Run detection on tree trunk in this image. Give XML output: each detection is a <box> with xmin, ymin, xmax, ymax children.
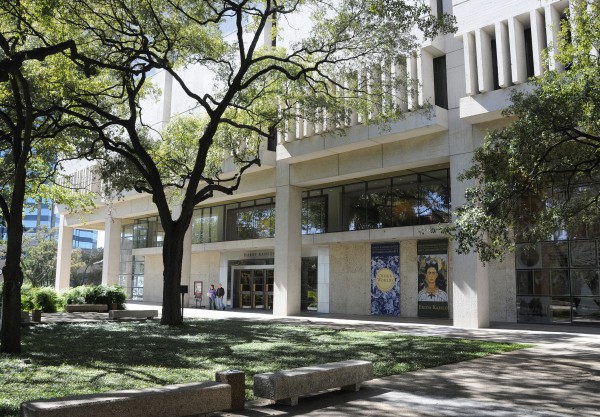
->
<box><xmin>0</xmin><ymin>200</ymin><xmax>25</xmax><ymax>354</ymax></box>
<box><xmin>160</xmin><ymin>218</ymin><xmax>189</xmax><ymax>325</ymax></box>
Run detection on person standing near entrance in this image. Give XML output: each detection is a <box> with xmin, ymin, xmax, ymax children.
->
<box><xmin>216</xmin><ymin>283</ymin><xmax>225</xmax><ymax>310</ymax></box>
<box><xmin>207</xmin><ymin>284</ymin><xmax>217</xmax><ymax>310</ymax></box>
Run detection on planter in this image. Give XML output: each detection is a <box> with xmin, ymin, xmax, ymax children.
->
<box><xmin>31</xmin><ymin>309</ymin><xmax>42</xmax><ymax>322</ymax></box>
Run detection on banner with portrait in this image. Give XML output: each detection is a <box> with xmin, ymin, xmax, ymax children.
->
<box><xmin>371</xmin><ymin>242</ymin><xmax>400</xmax><ymax>315</ymax></box>
<box><xmin>417</xmin><ymin>240</ymin><xmax>449</xmax><ymax>318</ymax></box>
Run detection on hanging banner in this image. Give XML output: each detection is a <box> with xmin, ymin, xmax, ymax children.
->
<box><xmin>417</xmin><ymin>240</ymin><xmax>449</xmax><ymax>318</ymax></box>
<box><xmin>371</xmin><ymin>242</ymin><xmax>400</xmax><ymax>316</ymax></box>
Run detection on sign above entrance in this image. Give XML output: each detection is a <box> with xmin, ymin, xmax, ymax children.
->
<box><xmin>243</xmin><ymin>251</ymin><xmax>275</xmax><ymax>259</ymax></box>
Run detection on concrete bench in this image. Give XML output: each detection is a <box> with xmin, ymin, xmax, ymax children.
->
<box><xmin>65</xmin><ymin>304</ymin><xmax>108</xmax><ymax>313</ymax></box>
<box><xmin>21</xmin><ymin>381</ymin><xmax>231</xmax><ymax>417</ymax></box>
<box><xmin>253</xmin><ymin>359</ymin><xmax>373</xmax><ymax>406</ymax></box>
<box><xmin>108</xmin><ymin>309</ymin><xmax>158</xmax><ymax>320</ymax></box>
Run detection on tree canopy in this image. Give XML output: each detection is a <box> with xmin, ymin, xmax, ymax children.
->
<box><xmin>446</xmin><ymin>0</ymin><xmax>600</xmax><ymax>263</ymax></box>
<box><xmin>0</xmin><ymin>0</ymin><xmax>96</xmax><ymax>353</ymax></box>
<box><xmin>5</xmin><ymin>0</ymin><xmax>454</xmax><ymax>326</ymax></box>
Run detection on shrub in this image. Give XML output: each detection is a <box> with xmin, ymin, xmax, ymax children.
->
<box><xmin>84</xmin><ymin>285</ymin><xmax>110</xmax><ymax>305</ymax></box>
<box><xmin>61</xmin><ymin>285</ymin><xmax>127</xmax><ymax>309</ymax></box>
<box><xmin>33</xmin><ymin>287</ymin><xmax>60</xmax><ymax>313</ymax></box>
<box><xmin>21</xmin><ymin>285</ymin><xmax>35</xmax><ymax>311</ymax></box>
<box><xmin>61</xmin><ymin>286</ymin><xmax>87</xmax><ymax>305</ymax></box>
<box><xmin>105</xmin><ymin>285</ymin><xmax>127</xmax><ymax>310</ymax></box>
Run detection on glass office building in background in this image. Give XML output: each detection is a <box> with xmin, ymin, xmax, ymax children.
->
<box><xmin>0</xmin><ymin>199</ymin><xmax>97</xmax><ymax>250</ymax></box>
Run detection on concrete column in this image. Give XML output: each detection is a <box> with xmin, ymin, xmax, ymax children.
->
<box><xmin>304</xmin><ymin>101</ymin><xmax>315</xmax><ymax>137</ymax></box>
<box><xmin>286</xmin><ymin>105</ymin><xmax>296</xmax><ymax>142</ymax></box>
<box><xmin>463</xmin><ymin>32</ymin><xmax>478</xmax><ymax>96</ymax></box>
<box><xmin>450</xmin><ymin>152</ymin><xmax>490</xmax><ymax>328</ymax></box>
<box><xmin>545</xmin><ymin>4</ymin><xmax>564</xmax><ymax>72</ymax></box>
<box><xmin>418</xmin><ymin>50</ymin><xmax>434</xmax><ymax>106</ymax></box>
<box><xmin>475</xmin><ymin>29</ymin><xmax>493</xmax><ymax>93</ymax></box>
<box><xmin>395</xmin><ymin>57</ymin><xmax>409</xmax><ymax>112</ymax></box>
<box><xmin>273</xmin><ymin>163</ymin><xmax>302</xmax><ymax>316</ymax></box>
<box><xmin>407</xmin><ymin>52</ymin><xmax>419</xmax><ymax>110</ymax></box>
<box><xmin>317</xmin><ymin>246</ymin><xmax>330</xmax><ymax>313</ymax></box>
<box><xmin>220</xmin><ymin>258</ymin><xmax>230</xmax><ymax>308</ymax></box>
<box><xmin>382</xmin><ymin>59</ymin><xmax>393</xmax><ymax>114</ymax></box>
<box><xmin>370</xmin><ymin>64</ymin><xmax>382</xmax><ymax>119</ymax></box>
<box><xmin>451</xmin><ymin>249</ymin><xmax>489</xmax><ymax>328</ymax></box>
<box><xmin>161</xmin><ymin>72</ymin><xmax>173</xmax><ymax>130</ymax></box>
<box><xmin>495</xmin><ymin>21</ymin><xmax>512</xmax><ymax>88</ymax></box>
<box><xmin>531</xmin><ymin>8</ymin><xmax>547</xmax><ymax>76</ymax></box>
<box><xmin>348</xmin><ymin>71</ymin><xmax>360</xmax><ymax>126</ymax></box>
<box><xmin>509</xmin><ymin>17</ymin><xmax>528</xmax><ymax>84</ymax></box>
<box><xmin>359</xmin><ymin>69</ymin><xmax>369</xmax><ymax>122</ymax></box>
<box><xmin>101</xmin><ymin>217</ymin><xmax>122</xmax><ymax>286</ymax></box>
<box><xmin>55</xmin><ymin>214</ymin><xmax>73</xmax><ymax>291</ymax></box>
<box><xmin>400</xmin><ymin>240</ymin><xmax>418</xmax><ymax>318</ymax></box>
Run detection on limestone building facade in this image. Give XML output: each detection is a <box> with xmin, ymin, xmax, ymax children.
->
<box><xmin>56</xmin><ymin>0</ymin><xmax>597</xmax><ymax>328</ymax></box>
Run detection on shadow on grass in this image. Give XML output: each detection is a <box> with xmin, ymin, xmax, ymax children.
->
<box><xmin>0</xmin><ymin>319</ymin><xmax>527</xmax><ymax>417</ymax></box>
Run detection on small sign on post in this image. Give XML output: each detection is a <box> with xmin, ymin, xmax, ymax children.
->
<box><xmin>179</xmin><ymin>285</ymin><xmax>189</xmax><ymax>318</ymax></box>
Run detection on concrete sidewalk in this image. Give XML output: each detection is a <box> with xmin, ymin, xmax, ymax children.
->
<box><xmin>43</xmin><ymin>304</ymin><xmax>600</xmax><ymax>416</ymax></box>
<box><xmin>124</xmin><ymin>303</ymin><xmax>600</xmax><ymax>417</ymax></box>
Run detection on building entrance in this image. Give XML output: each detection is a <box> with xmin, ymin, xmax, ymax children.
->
<box><xmin>232</xmin><ymin>267</ymin><xmax>274</xmax><ymax>309</ymax></box>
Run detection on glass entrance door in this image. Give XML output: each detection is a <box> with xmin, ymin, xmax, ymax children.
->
<box><xmin>234</xmin><ymin>267</ymin><xmax>274</xmax><ymax>310</ymax></box>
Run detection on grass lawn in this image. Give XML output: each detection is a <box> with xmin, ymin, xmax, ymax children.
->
<box><xmin>0</xmin><ymin>319</ymin><xmax>528</xmax><ymax>416</ymax></box>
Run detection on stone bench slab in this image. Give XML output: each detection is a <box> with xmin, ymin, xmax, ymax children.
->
<box><xmin>253</xmin><ymin>359</ymin><xmax>373</xmax><ymax>405</ymax></box>
<box><xmin>108</xmin><ymin>309</ymin><xmax>158</xmax><ymax>320</ymax></box>
<box><xmin>65</xmin><ymin>304</ymin><xmax>108</xmax><ymax>313</ymax></box>
<box><xmin>21</xmin><ymin>381</ymin><xmax>231</xmax><ymax>417</ymax></box>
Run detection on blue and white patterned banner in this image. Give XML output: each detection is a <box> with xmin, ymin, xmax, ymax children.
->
<box><xmin>371</xmin><ymin>242</ymin><xmax>400</xmax><ymax>316</ymax></box>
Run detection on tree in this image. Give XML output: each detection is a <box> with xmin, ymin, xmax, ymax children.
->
<box><xmin>21</xmin><ymin>226</ymin><xmax>58</xmax><ymax>287</ymax></box>
<box><xmin>25</xmin><ymin>0</ymin><xmax>453</xmax><ymax>325</ymax></box>
<box><xmin>0</xmin><ymin>2</ymin><xmax>94</xmax><ymax>353</ymax></box>
<box><xmin>70</xmin><ymin>247</ymin><xmax>104</xmax><ymax>286</ymax></box>
<box><xmin>445</xmin><ymin>0</ymin><xmax>600</xmax><ymax>263</ymax></box>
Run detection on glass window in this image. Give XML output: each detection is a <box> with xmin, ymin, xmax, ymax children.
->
<box><xmin>323</xmin><ymin>187</ymin><xmax>343</xmax><ymax>233</ymax></box>
<box><xmin>302</xmin><ymin>194</ymin><xmax>327</xmax><ymax>234</ymax></box>
<box><xmin>571</xmin><ymin>270</ymin><xmax>600</xmax><ymax>297</ymax></box>
<box><xmin>572</xmin><ymin>297</ymin><xmax>600</xmax><ymax>321</ymax></box>
<box><xmin>367</xmin><ymin>179</ymin><xmax>392</xmax><ymax>229</ymax></box>
<box><xmin>224</xmin><ymin>199</ymin><xmax>275</xmax><ymax>241</ymax></box>
<box><xmin>392</xmin><ymin>174</ymin><xmax>419</xmax><ymax>227</ymax></box>
<box><xmin>550</xmin><ymin>297</ymin><xmax>573</xmax><ymax>323</ymax></box>
<box><xmin>301</xmin><ymin>257</ymin><xmax>318</xmax><ymax>311</ymax></box>
<box><xmin>433</xmin><ymin>55</ymin><xmax>448</xmax><ymax>108</ymax></box>
<box><xmin>550</xmin><ymin>270</ymin><xmax>570</xmax><ymax>296</ymax></box>
<box><xmin>342</xmin><ymin>183</ymin><xmax>368</xmax><ymax>231</ymax></box>
<box><xmin>541</xmin><ymin>242</ymin><xmax>569</xmax><ymax>268</ymax></box>
<box><xmin>419</xmin><ymin>169</ymin><xmax>450</xmax><ymax>224</ymax></box>
<box><xmin>133</xmin><ymin>219</ymin><xmax>149</xmax><ymax>249</ymax></box>
<box><xmin>516</xmin><ymin>270</ymin><xmax>537</xmax><ymax>295</ymax></box>
<box><xmin>569</xmin><ymin>240</ymin><xmax>597</xmax><ymax>268</ymax></box>
<box><xmin>517</xmin><ymin>295</ymin><xmax>552</xmax><ymax>323</ymax></box>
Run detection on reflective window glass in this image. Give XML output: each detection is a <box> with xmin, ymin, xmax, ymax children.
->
<box><xmin>550</xmin><ymin>270</ymin><xmax>570</xmax><ymax>296</ymax></box>
<box><xmin>392</xmin><ymin>174</ymin><xmax>419</xmax><ymax>227</ymax></box>
<box><xmin>367</xmin><ymin>179</ymin><xmax>392</xmax><ymax>229</ymax></box>
<box><xmin>571</xmin><ymin>270</ymin><xmax>600</xmax><ymax>297</ymax></box>
<box><xmin>302</xmin><ymin>195</ymin><xmax>327</xmax><ymax>234</ymax></box>
<box><xmin>342</xmin><ymin>183</ymin><xmax>367</xmax><ymax>231</ymax></box>
<box><xmin>418</xmin><ymin>169</ymin><xmax>450</xmax><ymax>224</ymax></box>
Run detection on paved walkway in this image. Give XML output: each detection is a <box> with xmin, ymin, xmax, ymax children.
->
<box><xmin>40</xmin><ymin>304</ymin><xmax>600</xmax><ymax>416</ymax></box>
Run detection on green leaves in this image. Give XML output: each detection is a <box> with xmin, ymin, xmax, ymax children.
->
<box><xmin>444</xmin><ymin>0</ymin><xmax>600</xmax><ymax>263</ymax></box>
